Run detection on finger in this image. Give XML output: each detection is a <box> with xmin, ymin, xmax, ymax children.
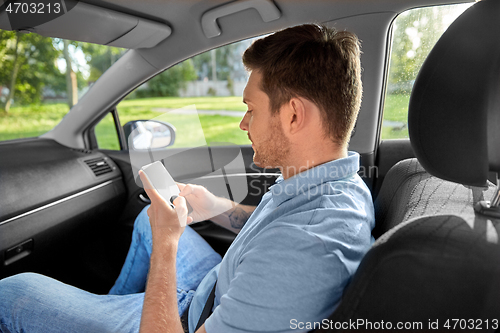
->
<box><xmin>176</xmin><ymin>182</ymin><xmax>186</xmax><ymax>191</ymax></box>
<box><xmin>179</xmin><ymin>183</ymin><xmax>193</xmax><ymax>196</ymax></box>
<box><xmin>139</xmin><ymin>171</ymin><xmax>167</xmax><ymax>206</ymax></box>
<box><xmin>172</xmin><ymin>195</ymin><xmax>188</xmax><ymax>213</ymax></box>
<box><xmin>186</xmin><ymin>216</ymin><xmax>194</xmax><ymax>225</ymax></box>
<box><xmin>173</xmin><ymin>196</ymin><xmax>188</xmax><ymax>227</ymax></box>
<box><xmin>172</xmin><ymin>194</ymin><xmax>193</xmax><ymax>214</ymax></box>
<box><xmin>139</xmin><ymin>170</ymin><xmax>154</xmax><ymax>190</ymax></box>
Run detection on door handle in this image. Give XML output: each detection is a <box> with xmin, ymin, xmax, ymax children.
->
<box><xmin>201</xmin><ymin>0</ymin><xmax>281</xmax><ymax>38</ymax></box>
<box><xmin>139</xmin><ymin>193</ymin><xmax>151</xmax><ymax>204</ymax></box>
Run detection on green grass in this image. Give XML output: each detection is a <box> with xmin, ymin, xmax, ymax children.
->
<box><xmin>0</xmin><ymin>103</ymin><xmax>69</xmax><ymax>141</ymax></box>
<box><xmin>120</xmin><ymin>96</ymin><xmax>247</xmax><ymax>112</ymax></box>
<box><xmin>0</xmin><ymin>94</ymin><xmax>411</xmax><ymax>146</ymax></box>
<box><xmin>381</xmin><ymin>93</ymin><xmax>410</xmax><ymax>140</ymax></box>
<box><xmin>383</xmin><ymin>93</ymin><xmax>410</xmax><ymax>123</ymax></box>
<box><xmin>0</xmin><ymin>97</ymin><xmax>250</xmax><ymax>149</ymax></box>
<box><xmin>97</xmin><ymin>108</ymin><xmax>249</xmax><ymax>150</ymax></box>
<box><xmin>380</xmin><ymin>126</ymin><xmax>409</xmax><ymax>140</ymax></box>
<box><xmin>116</xmin><ymin>97</ymin><xmax>249</xmax><ymax>149</ymax></box>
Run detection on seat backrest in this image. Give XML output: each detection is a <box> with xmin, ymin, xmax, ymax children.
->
<box><xmin>321</xmin><ymin>216</ymin><xmax>500</xmax><ymax>330</ymax></box>
<box><xmin>314</xmin><ymin>0</ymin><xmax>500</xmax><ymax>329</ymax></box>
<box><xmin>320</xmin><ymin>161</ymin><xmax>500</xmax><ymax>328</ymax></box>
<box><xmin>373</xmin><ymin>158</ymin><xmax>495</xmax><ymax>238</ymax></box>
<box><xmin>372</xmin><ymin>158</ymin><xmax>429</xmax><ymax>237</ymax></box>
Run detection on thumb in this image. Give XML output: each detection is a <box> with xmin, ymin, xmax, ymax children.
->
<box><xmin>172</xmin><ymin>195</ymin><xmax>189</xmax><ymax>227</ymax></box>
<box><xmin>179</xmin><ymin>183</ymin><xmax>194</xmax><ymax>196</ymax></box>
<box><xmin>139</xmin><ymin>170</ymin><xmax>166</xmax><ymax>206</ymax></box>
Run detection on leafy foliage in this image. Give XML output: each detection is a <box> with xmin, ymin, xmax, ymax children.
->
<box><xmin>0</xmin><ymin>31</ymin><xmax>63</xmax><ymax>108</ymax></box>
<box><xmin>383</xmin><ymin>3</ymin><xmax>473</xmax><ymax>139</ymax></box>
<box><xmin>134</xmin><ymin>60</ymin><xmax>197</xmax><ymax>98</ymax></box>
<box><xmin>77</xmin><ymin>43</ymin><xmax>125</xmax><ymax>82</ymax></box>
<box><xmin>191</xmin><ymin>44</ymin><xmax>239</xmax><ymax>81</ymax></box>
<box><xmin>388</xmin><ymin>5</ymin><xmax>471</xmax><ymax>93</ymax></box>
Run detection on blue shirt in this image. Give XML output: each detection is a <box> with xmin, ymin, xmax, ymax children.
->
<box><xmin>189</xmin><ymin>151</ymin><xmax>375</xmax><ymax>333</ymax></box>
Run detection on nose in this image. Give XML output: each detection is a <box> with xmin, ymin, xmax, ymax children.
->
<box><xmin>239</xmin><ymin>111</ymin><xmax>250</xmax><ymax>131</ymax></box>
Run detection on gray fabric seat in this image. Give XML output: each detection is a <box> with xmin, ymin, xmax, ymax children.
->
<box><xmin>314</xmin><ymin>0</ymin><xmax>500</xmax><ymax>330</ymax></box>
<box><xmin>373</xmin><ymin>158</ymin><xmax>497</xmax><ymax>238</ymax></box>
<box><xmin>318</xmin><ymin>158</ymin><xmax>500</xmax><ymax>330</ymax></box>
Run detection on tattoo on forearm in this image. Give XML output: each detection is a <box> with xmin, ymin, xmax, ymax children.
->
<box><xmin>228</xmin><ymin>207</ymin><xmax>250</xmax><ymax>229</ymax></box>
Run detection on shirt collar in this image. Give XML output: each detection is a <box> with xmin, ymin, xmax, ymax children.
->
<box><xmin>269</xmin><ymin>151</ymin><xmax>360</xmax><ymax>206</ymax></box>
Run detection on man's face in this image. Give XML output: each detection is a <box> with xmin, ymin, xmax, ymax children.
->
<box><xmin>240</xmin><ymin>71</ymin><xmax>290</xmax><ymax>169</ymax></box>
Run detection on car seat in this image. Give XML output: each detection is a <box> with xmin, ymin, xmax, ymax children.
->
<box><xmin>315</xmin><ymin>0</ymin><xmax>500</xmax><ymax>330</ymax></box>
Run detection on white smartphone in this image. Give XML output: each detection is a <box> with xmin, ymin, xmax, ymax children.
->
<box><xmin>141</xmin><ymin>161</ymin><xmax>180</xmax><ymax>207</ymax></box>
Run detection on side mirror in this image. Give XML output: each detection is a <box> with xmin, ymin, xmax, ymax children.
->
<box><xmin>123</xmin><ymin>120</ymin><xmax>176</xmax><ymax>150</ymax></box>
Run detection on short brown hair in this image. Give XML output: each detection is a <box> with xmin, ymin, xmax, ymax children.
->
<box><xmin>242</xmin><ymin>24</ymin><xmax>362</xmax><ymax>146</ymax></box>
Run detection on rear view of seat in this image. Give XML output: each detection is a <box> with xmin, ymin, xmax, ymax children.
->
<box><xmin>315</xmin><ymin>0</ymin><xmax>500</xmax><ymax>330</ymax></box>
<box><xmin>373</xmin><ymin>158</ymin><xmax>497</xmax><ymax>238</ymax></box>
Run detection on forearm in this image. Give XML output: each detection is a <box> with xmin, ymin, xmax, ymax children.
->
<box><xmin>139</xmin><ymin>242</ymin><xmax>183</xmax><ymax>333</ymax></box>
<box><xmin>210</xmin><ymin>197</ymin><xmax>256</xmax><ymax>234</ymax></box>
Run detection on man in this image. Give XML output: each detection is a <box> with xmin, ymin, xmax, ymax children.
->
<box><xmin>0</xmin><ymin>24</ymin><xmax>374</xmax><ymax>333</ymax></box>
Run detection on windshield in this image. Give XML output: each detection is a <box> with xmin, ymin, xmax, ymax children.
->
<box><xmin>0</xmin><ymin>31</ymin><xmax>125</xmax><ymax>141</ymax></box>
<box><xmin>0</xmin><ymin>30</ymin><xmax>260</xmax><ymax>145</ymax></box>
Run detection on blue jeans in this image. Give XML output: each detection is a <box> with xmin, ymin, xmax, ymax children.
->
<box><xmin>0</xmin><ymin>206</ymin><xmax>222</xmax><ymax>333</ymax></box>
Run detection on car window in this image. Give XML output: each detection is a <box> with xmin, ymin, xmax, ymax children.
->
<box><xmin>381</xmin><ymin>3</ymin><xmax>473</xmax><ymax>140</ymax></box>
<box><xmin>0</xmin><ymin>31</ymin><xmax>124</xmax><ymax>142</ymax></box>
<box><xmin>104</xmin><ymin>38</ymin><xmax>258</xmax><ymax>150</ymax></box>
<box><xmin>95</xmin><ymin>112</ymin><xmax>120</xmax><ymax>150</ymax></box>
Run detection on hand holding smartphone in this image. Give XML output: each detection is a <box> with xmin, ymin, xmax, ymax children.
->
<box><xmin>141</xmin><ymin>161</ymin><xmax>192</xmax><ymax>213</ymax></box>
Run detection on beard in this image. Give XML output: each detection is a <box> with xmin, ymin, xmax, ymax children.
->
<box><xmin>252</xmin><ymin>116</ymin><xmax>290</xmax><ymax>170</ymax></box>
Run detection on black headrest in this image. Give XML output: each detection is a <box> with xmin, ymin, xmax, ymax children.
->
<box><xmin>408</xmin><ymin>0</ymin><xmax>500</xmax><ymax>187</ymax></box>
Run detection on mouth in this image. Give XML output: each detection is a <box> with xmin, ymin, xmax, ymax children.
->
<box><xmin>248</xmin><ymin>136</ymin><xmax>255</xmax><ymax>149</ymax></box>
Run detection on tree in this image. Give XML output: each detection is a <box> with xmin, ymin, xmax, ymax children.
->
<box><xmin>78</xmin><ymin>43</ymin><xmax>125</xmax><ymax>83</ymax></box>
<box><xmin>136</xmin><ymin>59</ymin><xmax>197</xmax><ymax>97</ymax></box>
<box><xmin>0</xmin><ymin>31</ymin><xmax>62</xmax><ymax>112</ymax></box>
<box><xmin>63</xmin><ymin>39</ymin><xmax>78</xmax><ymax>107</ymax></box>
<box><xmin>388</xmin><ymin>5</ymin><xmax>470</xmax><ymax>93</ymax></box>
<box><xmin>3</xmin><ymin>32</ymin><xmax>21</xmax><ymax>112</ymax></box>
<box><xmin>191</xmin><ymin>43</ymin><xmax>240</xmax><ymax>81</ymax></box>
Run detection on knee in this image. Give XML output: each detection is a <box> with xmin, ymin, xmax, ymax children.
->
<box><xmin>0</xmin><ymin>272</ymin><xmax>41</xmax><ymax>298</ymax></box>
<box><xmin>0</xmin><ymin>274</ymin><xmax>31</xmax><ymax>333</ymax></box>
<box><xmin>0</xmin><ymin>273</ymin><xmax>41</xmax><ymax>316</ymax></box>
<box><xmin>0</xmin><ymin>273</ymin><xmax>77</xmax><ymax>332</ymax></box>
<box><xmin>0</xmin><ymin>272</ymin><xmax>36</xmax><ymax>295</ymax></box>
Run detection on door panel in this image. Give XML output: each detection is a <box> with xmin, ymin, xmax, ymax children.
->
<box><xmin>0</xmin><ymin>139</ymin><xmax>127</xmax><ymax>293</ymax></box>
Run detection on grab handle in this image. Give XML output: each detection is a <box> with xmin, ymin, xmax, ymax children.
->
<box><xmin>201</xmin><ymin>0</ymin><xmax>281</xmax><ymax>38</ymax></box>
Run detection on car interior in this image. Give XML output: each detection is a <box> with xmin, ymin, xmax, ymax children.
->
<box><xmin>0</xmin><ymin>0</ymin><xmax>499</xmax><ymax>329</ymax></box>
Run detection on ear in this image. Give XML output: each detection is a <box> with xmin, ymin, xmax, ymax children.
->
<box><xmin>284</xmin><ymin>97</ymin><xmax>307</xmax><ymax>135</ymax></box>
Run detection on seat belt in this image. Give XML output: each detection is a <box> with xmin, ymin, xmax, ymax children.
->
<box><xmin>195</xmin><ymin>282</ymin><xmax>217</xmax><ymax>330</ymax></box>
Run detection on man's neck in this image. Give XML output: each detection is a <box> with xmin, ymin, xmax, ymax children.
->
<box><xmin>279</xmin><ymin>148</ymin><xmax>348</xmax><ymax>179</ymax></box>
